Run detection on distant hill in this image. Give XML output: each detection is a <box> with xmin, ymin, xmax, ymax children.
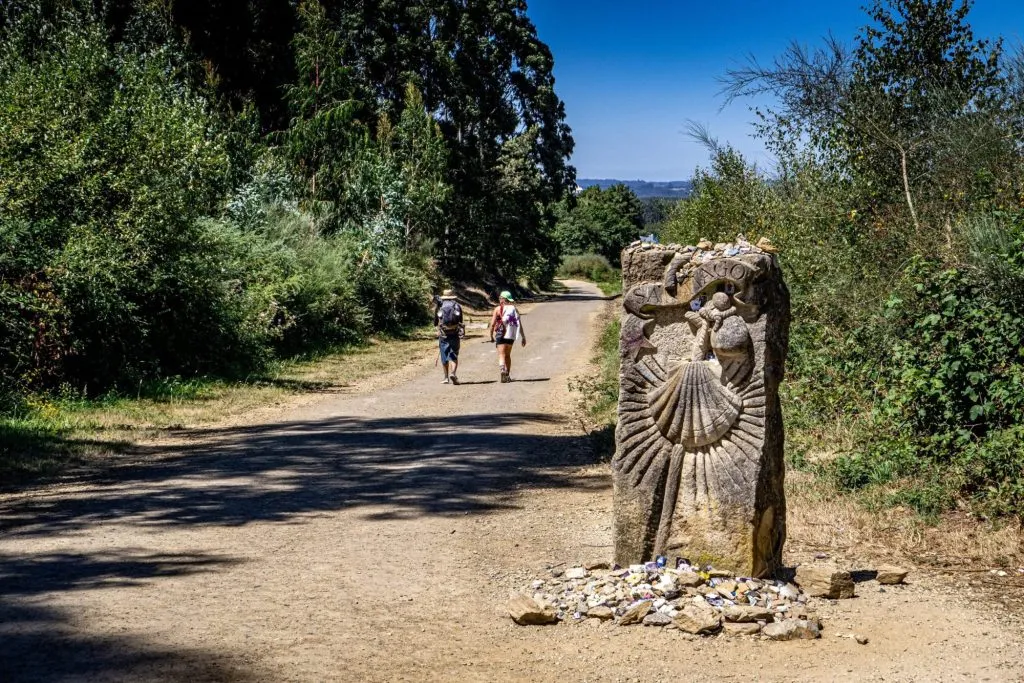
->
<box><xmin>577</xmin><ymin>178</ymin><xmax>692</xmax><ymax>199</ymax></box>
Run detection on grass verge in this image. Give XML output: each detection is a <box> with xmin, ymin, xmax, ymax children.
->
<box><xmin>1</xmin><ymin>327</ymin><xmax>437</xmax><ymax>486</ymax></box>
<box><xmin>592</xmin><ymin>278</ymin><xmax>622</xmax><ymax>296</ymax></box>
<box><xmin>568</xmin><ymin>300</ymin><xmax>620</xmax><ymax>460</ymax></box>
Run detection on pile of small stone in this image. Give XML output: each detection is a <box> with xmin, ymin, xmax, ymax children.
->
<box><xmin>626</xmin><ymin>234</ymin><xmax>779</xmax><ymax>264</ymax></box>
<box><xmin>507</xmin><ymin>558</ymin><xmax>823</xmax><ymax>640</ymax></box>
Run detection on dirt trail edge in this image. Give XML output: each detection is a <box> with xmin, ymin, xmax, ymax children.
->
<box><xmin>1</xmin><ymin>281</ymin><xmax>1021</xmax><ymax>683</ymax></box>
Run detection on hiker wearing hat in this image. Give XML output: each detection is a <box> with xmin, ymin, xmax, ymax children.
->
<box><xmin>488</xmin><ymin>290</ymin><xmax>526</xmax><ymax>383</ymax></box>
<box><xmin>436</xmin><ymin>289</ymin><xmax>464</xmax><ymax>384</ymax></box>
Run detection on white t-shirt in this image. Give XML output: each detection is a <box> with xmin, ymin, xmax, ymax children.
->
<box><xmin>498</xmin><ymin>305</ymin><xmax>520</xmax><ymax>340</ymax></box>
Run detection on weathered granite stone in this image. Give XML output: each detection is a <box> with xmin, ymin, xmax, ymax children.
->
<box><xmin>507</xmin><ymin>594</ymin><xmax>558</xmax><ymax>625</ymax></box>
<box><xmin>674</xmin><ymin>571</ymin><xmax>704</xmax><ymax>587</ymax></box>
<box><xmin>762</xmin><ymin>619</ymin><xmax>821</xmax><ymax>640</ymax></box>
<box><xmin>723</xmin><ymin>622</ymin><xmax>762</xmax><ymax>636</ymax></box>
<box><xmin>613</xmin><ymin>238</ymin><xmax>790</xmax><ymax>577</ymax></box>
<box><xmin>673</xmin><ymin>603</ymin><xmax>722</xmax><ymax>634</ymax></box>
<box><xmin>642</xmin><ymin>612</ymin><xmax>674</xmax><ymax>626</ymax></box>
<box><xmin>618</xmin><ymin>600</ymin><xmax>652</xmax><ymax>625</ymax></box>
<box><xmin>875</xmin><ymin>566</ymin><xmax>909</xmax><ymax>585</ymax></box>
<box><xmin>564</xmin><ymin>566</ymin><xmax>587</xmax><ymax>579</ymax></box>
<box><xmin>795</xmin><ymin>563</ymin><xmax>855</xmax><ymax>599</ymax></box>
<box><xmin>723</xmin><ymin>605</ymin><xmax>774</xmax><ymax>623</ymax></box>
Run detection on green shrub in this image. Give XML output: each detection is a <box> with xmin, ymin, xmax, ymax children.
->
<box><xmin>0</xmin><ymin>9</ymin><xmax>240</xmax><ymax>391</ymax></box>
<box><xmin>557</xmin><ymin>253</ymin><xmax>618</xmax><ymax>283</ymax></box>
<box><xmin>877</xmin><ymin>263</ymin><xmax>1024</xmax><ymax>441</ymax></box>
<box><xmin>554</xmin><ymin>184</ymin><xmax>644</xmax><ymax>266</ymax></box>
<box><xmin>657</xmin><ymin>144</ymin><xmax>781</xmax><ymax>247</ymax></box>
<box><xmin>822</xmin><ymin>215</ymin><xmax>1024</xmax><ymax>517</ymax></box>
<box><xmin>208</xmin><ymin>197</ymin><xmax>430</xmax><ymax>357</ymax></box>
<box><xmin>353</xmin><ymin>251</ymin><xmax>432</xmax><ymax>334</ymax></box>
<box><xmin>0</xmin><ymin>8</ymin><xmax>431</xmax><ymax>398</ymax></box>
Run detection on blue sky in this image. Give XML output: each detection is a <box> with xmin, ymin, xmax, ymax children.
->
<box><xmin>527</xmin><ymin>1</ymin><xmax>1024</xmax><ymax>181</ymax></box>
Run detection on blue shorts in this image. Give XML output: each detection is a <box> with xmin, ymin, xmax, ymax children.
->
<box><xmin>439</xmin><ymin>335</ymin><xmax>460</xmax><ymax>363</ymax></box>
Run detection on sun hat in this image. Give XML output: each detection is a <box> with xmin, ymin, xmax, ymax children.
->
<box><xmin>440</xmin><ymin>289</ymin><xmax>457</xmax><ymax>300</ymax></box>
<box><xmin>499</xmin><ymin>290</ymin><xmax>515</xmax><ymax>302</ymax></box>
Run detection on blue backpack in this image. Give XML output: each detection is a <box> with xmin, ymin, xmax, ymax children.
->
<box><xmin>439</xmin><ymin>300</ymin><xmax>462</xmax><ymax>334</ymax></box>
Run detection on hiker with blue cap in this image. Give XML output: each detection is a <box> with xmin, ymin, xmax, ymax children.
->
<box><xmin>488</xmin><ymin>290</ymin><xmax>526</xmax><ymax>383</ymax></box>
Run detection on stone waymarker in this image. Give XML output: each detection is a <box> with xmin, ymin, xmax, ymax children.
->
<box><xmin>613</xmin><ymin>237</ymin><xmax>790</xmax><ymax>577</ymax></box>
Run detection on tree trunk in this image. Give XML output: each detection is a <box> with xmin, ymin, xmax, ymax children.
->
<box><xmin>898</xmin><ymin>146</ymin><xmax>921</xmax><ymax>235</ymax></box>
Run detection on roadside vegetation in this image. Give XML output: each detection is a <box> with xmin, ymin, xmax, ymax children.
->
<box><xmin>0</xmin><ymin>0</ymin><xmax>574</xmax><ymax>479</ymax></box>
<box><xmin>640</xmin><ymin>0</ymin><xmax>1023</xmax><ymax>523</ymax></box>
<box><xmin>552</xmin><ymin>181</ymin><xmax>653</xmax><ymax>295</ymax></box>
<box><xmin>571</xmin><ymin>0</ymin><xmax>1024</xmax><ymax>533</ymax></box>
<box><xmin>556</xmin><ymin>254</ymin><xmax>622</xmax><ymax>296</ymax></box>
<box><xmin>569</xmin><ymin>303</ymin><xmax>620</xmax><ymax>461</ymax></box>
<box><xmin>0</xmin><ymin>328</ymin><xmax>437</xmax><ymax>483</ymax></box>
<box><xmin>6</xmin><ymin>0</ymin><xmax>1021</xmax><ymax>537</ymax></box>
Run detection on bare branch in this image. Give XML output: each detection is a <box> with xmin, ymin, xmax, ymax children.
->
<box><xmin>682</xmin><ymin>120</ymin><xmax>721</xmax><ymax>155</ymax></box>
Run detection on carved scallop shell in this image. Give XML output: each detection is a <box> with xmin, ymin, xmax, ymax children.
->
<box><xmin>648</xmin><ymin>360</ymin><xmax>742</xmax><ymax>448</ymax></box>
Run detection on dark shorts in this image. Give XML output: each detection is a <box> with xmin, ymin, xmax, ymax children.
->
<box><xmin>495</xmin><ymin>338</ymin><xmax>515</xmax><ymax>347</ymax></box>
<box><xmin>439</xmin><ymin>335</ymin><xmax>460</xmax><ymax>363</ymax></box>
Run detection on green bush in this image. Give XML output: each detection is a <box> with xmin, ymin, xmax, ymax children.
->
<box><xmin>658</xmin><ymin>144</ymin><xmax>781</xmax><ymax>247</ymax></box>
<box><xmin>356</xmin><ymin>253</ymin><xmax>432</xmax><ymax>334</ymax></box>
<box><xmin>822</xmin><ymin>215</ymin><xmax>1024</xmax><ymax>517</ymax></box>
<box><xmin>0</xmin><ymin>7</ymin><xmax>433</xmax><ymax>404</ymax></box>
<box><xmin>207</xmin><ymin>194</ymin><xmax>432</xmax><ymax>358</ymax></box>
<box><xmin>0</xmin><ymin>9</ymin><xmax>240</xmax><ymax>391</ymax></box>
<box><xmin>557</xmin><ymin>253</ymin><xmax>618</xmax><ymax>283</ymax></box>
<box><xmin>554</xmin><ymin>184</ymin><xmax>643</xmax><ymax>267</ymax></box>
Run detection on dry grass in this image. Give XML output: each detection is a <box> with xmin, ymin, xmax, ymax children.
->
<box><xmin>1</xmin><ymin>329</ymin><xmax>441</xmax><ymax>481</ymax></box>
<box><xmin>82</xmin><ymin>330</ymin><xmax>439</xmax><ymax>437</ymax></box>
<box><xmin>786</xmin><ymin>469</ymin><xmax>1023</xmax><ymax>570</ymax></box>
<box><xmin>20</xmin><ymin>292</ymin><xmax>542</xmax><ymax>450</ymax></box>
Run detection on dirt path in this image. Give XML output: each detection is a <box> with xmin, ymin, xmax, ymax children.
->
<box><xmin>1</xmin><ymin>281</ymin><xmax>1022</xmax><ymax>682</ymax></box>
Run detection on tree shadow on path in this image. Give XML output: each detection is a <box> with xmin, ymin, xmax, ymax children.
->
<box><xmin>0</xmin><ymin>551</ymin><xmax>258</xmax><ymax>682</ymax></box>
<box><xmin>1</xmin><ymin>411</ymin><xmax>608</xmax><ymax>537</ymax></box>
<box><xmin>0</xmin><ymin>411</ymin><xmax>608</xmax><ymax>680</ymax></box>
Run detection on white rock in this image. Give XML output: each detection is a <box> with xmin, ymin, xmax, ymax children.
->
<box><xmin>762</xmin><ymin>619</ymin><xmax>820</xmax><ymax>641</ymax></box>
<box><xmin>564</xmin><ymin>567</ymin><xmax>587</xmax><ymax>580</ymax></box>
<box><xmin>779</xmin><ymin>583</ymin><xmax>800</xmax><ymax>601</ymax></box>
